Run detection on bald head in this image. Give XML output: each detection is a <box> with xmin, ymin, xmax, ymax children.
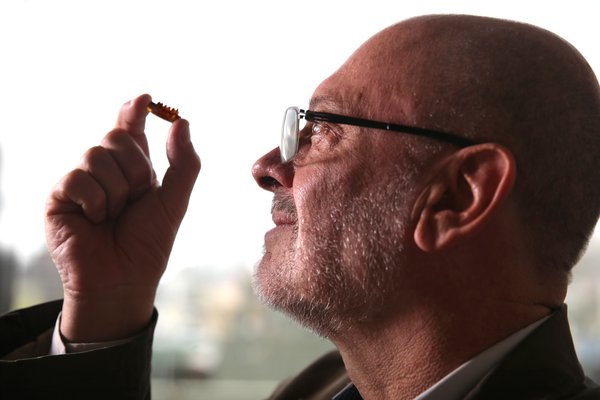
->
<box><xmin>331</xmin><ymin>15</ymin><xmax>600</xmax><ymax>272</ymax></box>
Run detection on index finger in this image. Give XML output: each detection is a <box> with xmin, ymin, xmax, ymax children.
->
<box><xmin>115</xmin><ymin>93</ymin><xmax>152</xmax><ymax>154</ymax></box>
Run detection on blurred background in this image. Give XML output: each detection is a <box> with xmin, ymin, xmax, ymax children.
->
<box><xmin>1</xmin><ymin>1</ymin><xmax>598</xmax><ymax>398</ymax></box>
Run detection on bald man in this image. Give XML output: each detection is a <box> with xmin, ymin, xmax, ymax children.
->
<box><xmin>252</xmin><ymin>14</ymin><xmax>600</xmax><ymax>399</ymax></box>
<box><xmin>2</xmin><ymin>14</ymin><xmax>599</xmax><ymax>400</ymax></box>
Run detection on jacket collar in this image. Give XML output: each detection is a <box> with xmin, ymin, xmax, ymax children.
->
<box><xmin>464</xmin><ymin>305</ymin><xmax>587</xmax><ymax>399</ymax></box>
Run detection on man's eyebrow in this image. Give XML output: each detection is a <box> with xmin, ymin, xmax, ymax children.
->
<box><xmin>308</xmin><ymin>96</ymin><xmax>344</xmax><ymax>112</ymax></box>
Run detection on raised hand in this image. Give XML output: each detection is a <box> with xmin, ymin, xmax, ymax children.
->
<box><xmin>45</xmin><ymin>94</ymin><xmax>201</xmax><ymax>342</ymax></box>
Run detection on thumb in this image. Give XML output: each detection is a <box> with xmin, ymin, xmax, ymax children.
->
<box><xmin>161</xmin><ymin>119</ymin><xmax>201</xmax><ymax>223</ymax></box>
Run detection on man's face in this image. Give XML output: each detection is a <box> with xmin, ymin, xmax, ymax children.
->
<box><xmin>251</xmin><ymin>58</ymin><xmax>442</xmax><ymax>336</ymax></box>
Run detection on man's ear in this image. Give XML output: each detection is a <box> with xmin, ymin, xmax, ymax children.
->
<box><xmin>413</xmin><ymin>144</ymin><xmax>516</xmax><ymax>252</ymax></box>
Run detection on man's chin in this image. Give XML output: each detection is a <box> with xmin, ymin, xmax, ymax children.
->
<box><xmin>264</xmin><ymin>223</ymin><xmax>296</xmax><ymax>248</ymax></box>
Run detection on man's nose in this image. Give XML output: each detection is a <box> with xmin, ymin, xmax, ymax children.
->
<box><xmin>251</xmin><ymin>147</ymin><xmax>294</xmax><ymax>191</ymax></box>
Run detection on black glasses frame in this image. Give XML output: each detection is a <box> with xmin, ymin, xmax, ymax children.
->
<box><xmin>301</xmin><ymin>109</ymin><xmax>476</xmax><ymax>148</ymax></box>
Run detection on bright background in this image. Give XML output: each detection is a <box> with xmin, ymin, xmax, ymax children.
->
<box><xmin>1</xmin><ymin>0</ymin><xmax>599</xmax><ymax>272</ymax></box>
<box><xmin>1</xmin><ymin>1</ymin><xmax>599</xmax><ymax>398</ymax></box>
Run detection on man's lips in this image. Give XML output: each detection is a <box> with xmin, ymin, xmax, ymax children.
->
<box><xmin>270</xmin><ymin>193</ymin><xmax>298</xmax><ymax>228</ymax></box>
<box><xmin>272</xmin><ymin>211</ymin><xmax>296</xmax><ymax>226</ymax></box>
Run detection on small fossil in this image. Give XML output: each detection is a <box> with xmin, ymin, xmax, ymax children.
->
<box><xmin>147</xmin><ymin>101</ymin><xmax>181</xmax><ymax>122</ymax></box>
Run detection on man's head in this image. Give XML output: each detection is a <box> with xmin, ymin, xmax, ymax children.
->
<box><xmin>252</xmin><ymin>15</ymin><xmax>600</xmax><ymax>337</ymax></box>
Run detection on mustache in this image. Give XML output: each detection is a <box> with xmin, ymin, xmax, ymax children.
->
<box><xmin>271</xmin><ymin>193</ymin><xmax>298</xmax><ymax>223</ymax></box>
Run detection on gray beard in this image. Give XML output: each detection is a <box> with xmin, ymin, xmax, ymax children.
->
<box><xmin>253</xmin><ymin>182</ymin><xmax>413</xmax><ymax>338</ymax></box>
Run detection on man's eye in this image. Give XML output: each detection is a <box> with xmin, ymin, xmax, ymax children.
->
<box><xmin>311</xmin><ymin>122</ymin><xmax>331</xmax><ymax>136</ymax></box>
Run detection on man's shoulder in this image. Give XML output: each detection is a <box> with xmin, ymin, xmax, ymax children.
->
<box><xmin>467</xmin><ymin>306</ymin><xmax>599</xmax><ymax>399</ymax></box>
<box><xmin>266</xmin><ymin>350</ymin><xmax>350</xmax><ymax>400</ymax></box>
<box><xmin>570</xmin><ymin>379</ymin><xmax>600</xmax><ymax>399</ymax></box>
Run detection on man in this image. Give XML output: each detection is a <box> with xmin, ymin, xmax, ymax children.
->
<box><xmin>1</xmin><ymin>14</ymin><xmax>599</xmax><ymax>399</ymax></box>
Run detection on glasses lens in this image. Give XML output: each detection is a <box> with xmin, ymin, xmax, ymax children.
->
<box><xmin>281</xmin><ymin>107</ymin><xmax>300</xmax><ymax>162</ymax></box>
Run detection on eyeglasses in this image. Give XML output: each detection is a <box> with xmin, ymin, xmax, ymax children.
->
<box><xmin>280</xmin><ymin>106</ymin><xmax>477</xmax><ymax>162</ymax></box>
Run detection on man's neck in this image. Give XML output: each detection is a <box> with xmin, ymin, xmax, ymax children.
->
<box><xmin>331</xmin><ymin>303</ymin><xmax>552</xmax><ymax>400</ymax></box>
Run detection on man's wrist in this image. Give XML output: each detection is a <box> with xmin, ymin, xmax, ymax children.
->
<box><xmin>60</xmin><ymin>288</ymin><xmax>156</xmax><ymax>342</ymax></box>
<box><xmin>50</xmin><ymin>310</ymin><xmax>148</xmax><ymax>355</ymax></box>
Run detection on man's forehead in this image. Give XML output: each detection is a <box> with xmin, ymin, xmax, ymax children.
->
<box><xmin>308</xmin><ymin>71</ymin><xmax>408</xmax><ymax>123</ymax></box>
<box><xmin>308</xmin><ymin>95</ymin><xmax>344</xmax><ymax>112</ymax></box>
<box><xmin>308</xmin><ymin>79</ymin><xmax>371</xmax><ymax>115</ymax></box>
<box><xmin>306</xmin><ymin>38</ymin><xmax>417</xmax><ymax>119</ymax></box>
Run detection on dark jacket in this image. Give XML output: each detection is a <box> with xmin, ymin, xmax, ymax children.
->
<box><xmin>1</xmin><ymin>302</ymin><xmax>597</xmax><ymax>399</ymax></box>
<box><xmin>0</xmin><ymin>300</ymin><xmax>155</xmax><ymax>400</ymax></box>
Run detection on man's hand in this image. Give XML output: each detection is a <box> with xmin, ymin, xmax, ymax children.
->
<box><xmin>45</xmin><ymin>94</ymin><xmax>201</xmax><ymax>342</ymax></box>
